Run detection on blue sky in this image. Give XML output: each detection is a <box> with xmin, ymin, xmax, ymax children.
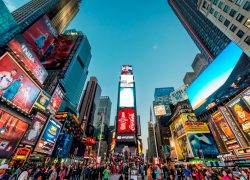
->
<box><xmin>5</xmin><ymin>0</ymin><xmax>200</xmax><ymax>153</ymax></box>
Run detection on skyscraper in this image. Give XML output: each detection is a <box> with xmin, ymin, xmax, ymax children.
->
<box><xmin>191</xmin><ymin>53</ymin><xmax>208</xmax><ymax>76</ymax></box>
<box><xmin>168</xmin><ymin>0</ymin><xmax>231</xmax><ymax>62</ymax></box>
<box><xmin>183</xmin><ymin>72</ymin><xmax>196</xmax><ymax>85</ymax></box>
<box><xmin>197</xmin><ymin>0</ymin><xmax>250</xmax><ymax>57</ymax></box>
<box><xmin>12</xmin><ymin>0</ymin><xmax>80</xmax><ymax>33</ymax></box>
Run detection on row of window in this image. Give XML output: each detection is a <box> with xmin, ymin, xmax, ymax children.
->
<box><xmin>214</xmin><ymin>0</ymin><xmax>250</xmax><ymax>11</ymax></box>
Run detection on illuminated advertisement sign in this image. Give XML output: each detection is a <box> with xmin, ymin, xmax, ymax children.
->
<box><xmin>154</xmin><ymin>104</ymin><xmax>167</xmax><ymax>116</ymax></box>
<box><xmin>187</xmin><ymin>133</ymin><xmax>219</xmax><ymax>157</ymax></box>
<box><xmin>117</xmin><ymin>108</ymin><xmax>136</xmax><ymax>134</ymax></box>
<box><xmin>186</xmin><ymin>42</ymin><xmax>249</xmax><ymax>115</ymax></box>
<box><xmin>50</xmin><ymin>85</ymin><xmax>64</xmax><ymax>113</ymax></box>
<box><xmin>34</xmin><ymin>91</ymin><xmax>51</xmax><ymax>111</ymax></box>
<box><xmin>227</xmin><ymin>97</ymin><xmax>250</xmax><ymax>139</ymax></box>
<box><xmin>116</xmin><ymin>134</ymin><xmax>135</xmax><ymax>142</ymax></box>
<box><xmin>0</xmin><ymin>109</ymin><xmax>28</xmax><ymax>158</ymax></box>
<box><xmin>21</xmin><ymin>112</ymin><xmax>47</xmax><ymax>146</ymax></box>
<box><xmin>119</xmin><ymin>88</ymin><xmax>134</xmax><ymax>107</ymax></box>
<box><xmin>121</xmin><ymin>65</ymin><xmax>133</xmax><ymax>75</ymax></box>
<box><xmin>41</xmin><ymin>35</ymin><xmax>78</xmax><ymax>69</ymax></box>
<box><xmin>8</xmin><ymin>35</ymin><xmax>48</xmax><ymax>84</ymax></box>
<box><xmin>242</xmin><ymin>88</ymin><xmax>250</xmax><ymax>106</ymax></box>
<box><xmin>211</xmin><ymin>111</ymin><xmax>240</xmax><ymax>150</ymax></box>
<box><xmin>0</xmin><ymin>53</ymin><xmax>41</xmax><ymax>113</ymax></box>
<box><xmin>23</xmin><ymin>15</ymin><xmax>58</xmax><ymax>59</ymax></box>
<box><xmin>35</xmin><ymin>116</ymin><xmax>62</xmax><ymax>155</ymax></box>
<box><xmin>120</xmin><ymin>75</ymin><xmax>134</xmax><ymax>87</ymax></box>
<box><xmin>170</xmin><ymin>86</ymin><xmax>188</xmax><ymax>105</ymax></box>
<box><xmin>13</xmin><ymin>147</ymin><xmax>31</xmax><ymax>160</ymax></box>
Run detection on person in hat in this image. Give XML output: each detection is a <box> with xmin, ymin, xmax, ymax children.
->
<box><xmin>0</xmin><ymin>164</ymin><xmax>10</xmax><ymax>180</ymax></box>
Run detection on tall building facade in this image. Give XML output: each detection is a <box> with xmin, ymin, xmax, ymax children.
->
<box><xmin>147</xmin><ymin>122</ymin><xmax>157</xmax><ymax>160</ymax></box>
<box><xmin>115</xmin><ymin>65</ymin><xmax>139</xmax><ymax>154</ymax></box>
<box><xmin>183</xmin><ymin>72</ymin><xmax>196</xmax><ymax>85</ymax></box>
<box><xmin>192</xmin><ymin>53</ymin><xmax>209</xmax><ymax>76</ymax></box>
<box><xmin>0</xmin><ymin>0</ymin><xmax>20</xmax><ymax>47</ymax></box>
<box><xmin>12</xmin><ymin>0</ymin><xmax>80</xmax><ymax>33</ymax></box>
<box><xmin>79</xmin><ymin>77</ymin><xmax>102</xmax><ymax>137</ymax></box>
<box><xmin>168</xmin><ymin>0</ymin><xmax>231</xmax><ymax>62</ymax></box>
<box><xmin>197</xmin><ymin>0</ymin><xmax>250</xmax><ymax>57</ymax></box>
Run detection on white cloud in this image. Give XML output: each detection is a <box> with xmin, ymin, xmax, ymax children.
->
<box><xmin>3</xmin><ymin>0</ymin><xmax>17</xmax><ymax>12</ymax></box>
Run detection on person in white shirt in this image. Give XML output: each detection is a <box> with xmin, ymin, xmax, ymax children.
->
<box><xmin>0</xmin><ymin>69</ymin><xmax>17</xmax><ymax>91</ymax></box>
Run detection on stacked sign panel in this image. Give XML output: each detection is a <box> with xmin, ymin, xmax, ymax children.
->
<box><xmin>116</xmin><ymin>65</ymin><xmax>137</xmax><ymax>142</ymax></box>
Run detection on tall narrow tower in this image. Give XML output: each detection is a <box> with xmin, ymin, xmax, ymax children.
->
<box><xmin>115</xmin><ymin>65</ymin><xmax>139</xmax><ymax>155</ymax></box>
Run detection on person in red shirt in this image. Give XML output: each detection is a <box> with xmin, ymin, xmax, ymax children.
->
<box><xmin>195</xmin><ymin>168</ymin><xmax>205</xmax><ymax>180</ymax></box>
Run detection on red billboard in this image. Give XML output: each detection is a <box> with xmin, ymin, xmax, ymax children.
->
<box><xmin>50</xmin><ymin>85</ymin><xmax>64</xmax><ymax>113</ymax></box>
<box><xmin>21</xmin><ymin>112</ymin><xmax>47</xmax><ymax>146</ymax></box>
<box><xmin>0</xmin><ymin>53</ymin><xmax>41</xmax><ymax>113</ymax></box>
<box><xmin>117</xmin><ymin>108</ymin><xmax>136</xmax><ymax>134</ymax></box>
<box><xmin>42</xmin><ymin>35</ymin><xmax>78</xmax><ymax>69</ymax></box>
<box><xmin>8</xmin><ymin>35</ymin><xmax>48</xmax><ymax>84</ymax></box>
<box><xmin>0</xmin><ymin>109</ymin><xmax>28</xmax><ymax>158</ymax></box>
<box><xmin>22</xmin><ymin>15</ymin><xmax>58</xmax><ymax>59</ymax></box>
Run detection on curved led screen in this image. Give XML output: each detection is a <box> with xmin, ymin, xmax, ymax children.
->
<box><xmin>186</xmin><ymin>42</ymin><xmax>250</xmax><ymax>115</ymax></box>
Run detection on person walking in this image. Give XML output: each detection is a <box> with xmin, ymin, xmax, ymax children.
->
<box><xmin>103</xmin><ymin>166</ymin><xmax>110</xmax><ymax>180</ymax></box>
<box><xmin>0</xmin><ymin>164</ymin><xmax>10</xmax><ymax>180</ymax></box>
<box><xmin>48</xmin><ymin>165</ymin><xmax>57</xmax><ymax>180</ymax></box>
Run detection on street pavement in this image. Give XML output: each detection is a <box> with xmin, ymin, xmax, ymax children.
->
<box><xmin>109</xmin><ymin>174</ymin><xmax>142</xmax><ymax>180</ymax></box>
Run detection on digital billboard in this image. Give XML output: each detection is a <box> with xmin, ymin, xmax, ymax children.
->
<box><xmin>187</xmin><ymin>133</ymin><xmax>219</xmax><ymax>157</ymax></box>
<box><xmin>41</xmin><ymin>35</ymin><xmax>78</xmax><ymax>69</ymax></box>
<box><xmin>22</xmin><ymin>15</ymin><xmax>58</xmax><ymax>59</ymax></box>
<box><xmin>21</xmin><ymin>112</ymin><xmax>47</xmax><ymax>146</ymax></box>
<box><xmin>119</xmin><ymin>87</ymin><xmax>134</xmax><ymax>107</ymax></box>
<box><xmin>120</xmin><ymin>75</ymin><xmax>134</xmax><ymax>87</ymax></box>
<box><xmin>242</xmin><ymin>88</ymin><xmax>250</xmax><ymax>106</ymax></box>
<box><xmin>35</xmin><ymin>116</ymin><xmax>62</xmax><ymax>155</ymax></box>
<box><xmin>34</xmin><ymin>91</ymin><xmax>51</xmax><ymax>111</ymax></box>
<box><xmin>211</xmin><ymin>111</ymin><xmax>240</xmax><ymax>150</ymax></box>
<box><xmin>8</xmin><ymin>35</ymin><xmax>48</xmax><ymax>84</ymax></box>
<box><xmin>0</xmin><ymin>109</ymin><xmax>28</xmax><ymax>158</ymax></box>
<box><xmin>0</xmin><ymin>53</ymin><xmax>41</xmax><ymax>113</ymax></box>
<box><xmin>154</xmin><ymin>105</ymin><xmax>167</xmax><ymax>116</ymax></box>
<box><xmin>186</xmin><ymin>42</ymin><xmax>249</xmax><ymax>115</ymax></box>
<box><xmin>117</xmin><ymin>108</ymin><xmax>136</xmax><ymax>134</ymax></box>
<box><xmin>121</xmin><ymin>65</ymin><xmax>133</xmax><ymax>75</ymax></box>
<box><xmin>170</xmin><ymin>86</ymin><xmax>188</xmax><ymax>105</ymax></box>
<box><xmin>227</xmin><ymin>97</ymin><xmax>250</xmax><ymax>138</ymax></box>
<box><xmin>50</xmin><ymin>85</ymin><xmax>64</xmax><ymax>113</ymax></box>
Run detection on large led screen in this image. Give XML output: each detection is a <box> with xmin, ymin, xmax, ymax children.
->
<box><xmin>0</xmin><ymin>53</ymin><xmax>41</xmax><ymax>113</ymax></box>
<box><xmin>120</xmin><ymin>75</ymin><xmax>134</xmax><ymax>87</ymax></box>
<box><xmin>22</xmin><ymin>15</ymin><xmax>58</xmax><ymax>59</ymax></box>
<box><xmin>8</xmin><ymin>35</ymin><xmax>48</xmax><ymax>84</ymax></box>
<box><xmin>21</xmin><ymin>112</ymin><xmax>47</xmax><ymax>146</ymax></box>
<box><xmin>50</xmin><ymin>85</ymin><xmax>64</xmax><ymax>113</ymax></box>
<box><xmin>41</xmin><ymin>35</ymin><xmax>78</xmax><ymax>69</ymax></box>
<box><xmin>35</xmin><ymin>116</ymin><xmax>62</xmax><ymax>155</ymax></box>
<box><xmin>242</xmin><ymin>88</ymin><xmax>250</xmax><ymax>106</ymax></box>
<box><xmin>154</xmin><ymin>105</ymin><xmax>167</xmax><ymax>116</ymax></box>
<box><xmin>211</xmin><ymin>111</ymin><xmax>239</xmax><ymax>150</ymax></box>
<box><xmin>227</xmin><ymin>97</ymin><xmax>250</xmax><ymax>138</ymax></box>
<box><xmin>119</xmin><ymin>88</ymin><xmax>134</xmax><ymax>107</ymax></box>
<box><xmin>117</xmin><ymin>108</ymin><xmax>136</xmax><ymax>134</ymax></box>
<box><xmin>0</xmin><ymin>109</ymin><xmax>28</xmax><ymax>158</ymax></box>
<box><xmin>186</xmin><ymin>42</ymin><xmax>250</xmax><ymax>115</ymax></box>
<box><xmin>187</xmin><ymin>133</ymin><xmax>219</xmax><ymax>157</ymax></box>
<box><xmin>121</xmin><ymin>65</ymin><xmax>133</xmax><ymax>75</ymax></box>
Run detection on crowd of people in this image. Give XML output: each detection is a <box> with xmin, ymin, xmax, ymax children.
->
<box><xmin>0</xmin><ymin>161</ymin><xmax>250</xmax><ymax>180</ymax></box>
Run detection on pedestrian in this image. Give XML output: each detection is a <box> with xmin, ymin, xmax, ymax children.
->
<box><xmin>183</xmin><ymin>166</ymin><xmax>191</xmax><ymax>180</ymax></box>
<box><xmin>222</xmin><ymin>170</ymin><xmax>231</xmax><ymax>180</ymax></box>
<box><xmin>103</xmin><ymin>166</ymin><xmax>110</xmax><ymax>180</ymax></box>
<box><xmin>0</xmin><ymin>164</ymin><xmax>10</xmax><ymax>180</ymax></box>
<box><xmin>155</xmin><ymin>165</ymin><xmax>162</xmax><ymax>180</ymax></box>
<box><xmin>240</xmin><ymin>170</ymin><xmax>249</xmax><ymax>180</ymax></box>
<box><xmin>48</xmin><ymin>164</ymin><xmax>57</xmax><ymax>180</ymax></box>
<box><xmin>195</xmin><ymin>168</ymin><xmax>204</xmax><ymax>180</ymax></box>
<box><xmin>58</xmin><ymin>165</ymin><xmax>67</xmax><ymax>180</ymax></box>
<box><xmin>147</xmin><ymin>165</ymin><xmax>152</xmax><ymax>180</ymax></box>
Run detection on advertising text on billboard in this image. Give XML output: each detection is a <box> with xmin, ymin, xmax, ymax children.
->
<box><xmin>170</xmin><ymin>86</ymin><xmax>188</xmax><ymax>105</ymax></box>
<box><xmin>120</xmin><ymin>75</ymin><xmax>134</xmax><ymax>87</ymax></box>
<box><xmin>50</xmin><ymin>85</ymin><xmax>64</xmax><ymax>113</ymax></box>
<box><xmin>117</xmin><ymin>108</ymin><xmax>136</xmax><ymax>134</ymax></box>
<box><xmin>121</xmin><ymin>65</ymin><xmax>133</xmax><ymax>75</ymax></box>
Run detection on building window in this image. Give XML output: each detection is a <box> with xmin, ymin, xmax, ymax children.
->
<box><xmin>235</xmin><ymin>0</ymin><xmax>244</xmax><ymax>6</ymax></box>
<box><xmin>219</xmin><ymin>15</ymin><xmax>225</xmax><ymax>22</ymax></box>
<box><xmin>244</xmin><ymin>19</ymin><xmax>250</xmax><ymax>28</ymax></box>
<box><xmin>224</xmin><ymin>19</ymin><xmax>230</xmax><ymax>27</ymax></box>
<box><xmin>230</xmin><ymin>24</ymin><xmax>237</xmax><ymax>32</ymax></box>
<box><xmin>229</xmin><ymin>9</ymin><xmax>237</xmax><ymax>17</ymax></box>
<box><xmin>245</xmin><ymin>36</ymin><xmax>250</xmax><ymax>45</ymax></box>
<box><xmin>214</xmin><ymin>11</ymin><xmax>219</xmax><ymax>18</ymax></box>
<box><xmin>236</xmin><ymin>30</ymin><xmax>245</xmax><ymax>38</ymax></box>
<box><xmin>202</xmin><ymin>1</ymin><xmax>209</xmax><ymax>9</ymax></box>
<box><xmin>243</xmin><ymin>1</ymin><xmax>250</xmax><ymax>11</ymax></box>
<box><xmin>218</xmin><ymin>1</ymin><xmax>223</xmax><ymax>8</ymax></box>
<box><xmin>236</xmin><ymin>14</ymin><xmax>245</xmax><ymax>22</ymax></box>
<box><xmin>223</xmin><ymin>5</ymin><xmax>230</xmax><ymax>12</ymax></box>
<box><xmin>213</xmin><ymin>0</ymin><xmax>219</xmax><ymax>5</ymax></box>
<box><xmin>210</xmin><ymin>7</ymin><xmax>215</xmax><ymax>14</ymax></box>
